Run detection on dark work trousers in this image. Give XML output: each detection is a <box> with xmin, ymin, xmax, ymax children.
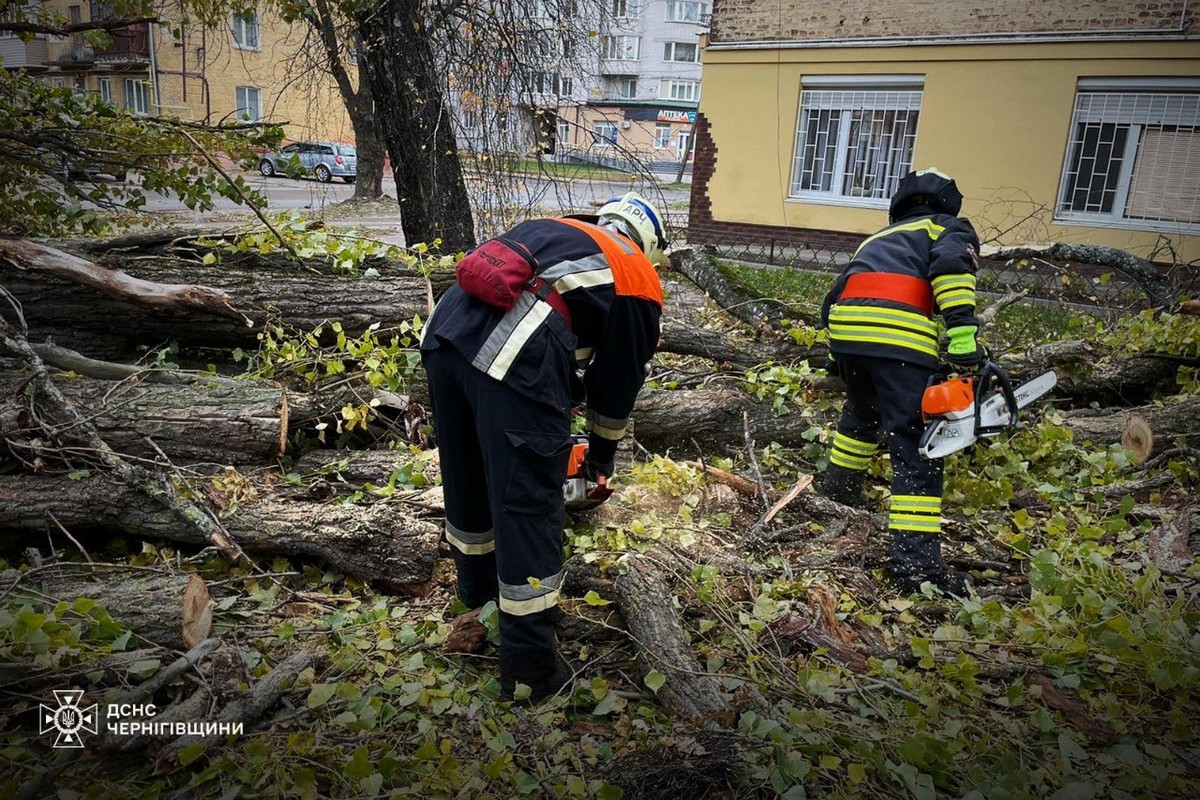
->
<box><xmin>422</xmin><ymin>345</ymin><xmax>572</xmax><ymax>692</ymax></box>
<box><xmin>823</xmin><ymin>354</ymin><xmax>945</xmax><ymax>578</ymax></box>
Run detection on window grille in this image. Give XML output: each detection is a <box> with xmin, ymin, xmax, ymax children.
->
<box><xmin>1057</xmin><ymin>90</ymin><xmax>1200</xmax><ymax>227</ymax></box>
<box><xmin>789</xmin><ymin>88</ymin><xmax>922</xmax><ymax>202</ymax></box>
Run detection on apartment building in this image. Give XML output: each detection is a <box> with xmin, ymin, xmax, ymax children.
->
<box><xmin>2</xmin><ymin>2</ymin><xmax>353</xmax><ymax>144</ymax></box>
<box><xmin>690</xmin><ymin>0</ymin><xmax>1200</xmax><ymax>261</ymax></box>
<box><xmin>555</xmin><ymin>0</ymin><xmax>709</xmax><ymax>169</ymax></box>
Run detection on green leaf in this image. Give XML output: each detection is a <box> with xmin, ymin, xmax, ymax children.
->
<box><xmin>583</xmin><ymin>590</ymin><xmax>611</xmax><ymax>606</ymax></box>
<box><xmin>644</xmin><ymin>670</ymin><xmax>666</xmax><ymax>694</ymax></box>
<box><xmin>307</xmin><ymin>683</ymin><xmax>337</xmax><ymax>709</ymax></box>
<box><xmin>343</xmin><ymin>745</ymin><xmax>373</xmax><ymax>782</ymax></box>
<box><xmin>597</xmin><ymin>785</ymin><xmax>624</xmax><ymax>800</ymax></box>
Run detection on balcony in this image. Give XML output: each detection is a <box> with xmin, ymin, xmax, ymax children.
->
<box><xmin>598</xmin><ymin>58</ymin><xmax>640</xmax><ymax>77</ymax></box>
<box><xmin>94</xmin><ymin>22</ymin><xmax>150</xmax><ymax>65</ymax></box>
<box><xmin>0</xmin><ymin>36</ymin><xmax>49</xmax><ymax>69</ymax></box>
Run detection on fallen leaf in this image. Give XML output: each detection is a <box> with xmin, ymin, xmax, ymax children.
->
<box><xmin>181</xmin><ymin>573</ymin><xmax>213</xmax><ymax>649</ymax></box>
<box><xmin>1026</xmin><ymin>673</ymin><xmax>1116</xmax><ymax>745</ymax></box>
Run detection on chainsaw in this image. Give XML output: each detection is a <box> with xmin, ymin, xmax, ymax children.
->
<box><xmin>563</xmin><ymin>435</ymin><xmax>614</xmax><ymax>511</ymax></box>
<box><xmin>918</xmin><ymin>359</ymin><xmax>1057</xmax><ymax>460</ymax></box>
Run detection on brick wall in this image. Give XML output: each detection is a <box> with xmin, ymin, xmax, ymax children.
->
<box><xmin>710</xmin><ymin>0</ymin><xmax>1192</xmax><ymax>43</ymax></box>
<box><xmin>686</xmin><ymin>112</ymin><xmax>864</xmax><ymax>252</ymax></box>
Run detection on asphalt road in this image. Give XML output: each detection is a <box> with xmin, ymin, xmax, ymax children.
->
<box><xmin>138</xmin><ymin>172</ymin><xmax>691</xmax><ymax>218</ymax></box>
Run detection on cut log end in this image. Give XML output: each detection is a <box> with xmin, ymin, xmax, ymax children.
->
<box><xmin>1122</xmin><ymin>414</ymin><xmax>1154</xmax><ymax>465</ymax></box>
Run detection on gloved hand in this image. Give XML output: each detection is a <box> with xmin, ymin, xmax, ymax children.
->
<box><xmin>581</xmin><ymin>457</ymin><xmax>614</xmax><ymax>483</ymax></box>
<box><xmin>946</xmin><ymin>325</ymin><xmax>985</xmax><ymax>369</ymax></box>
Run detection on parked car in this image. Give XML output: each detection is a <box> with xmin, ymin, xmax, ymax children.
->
<box><xmin>258</xmin><ymin>141</ymin><xmax>357</xmax><ymax>183</ymax></box>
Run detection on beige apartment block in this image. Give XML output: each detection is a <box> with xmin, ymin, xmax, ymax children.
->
<box><xmin>18</xmin><ymin>2</ymin><xmax>352</xmax><ymax>145</ymax></box>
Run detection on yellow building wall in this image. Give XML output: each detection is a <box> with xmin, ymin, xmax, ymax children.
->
<box><xmin>700</xmin><ymin>40</ymin><xmax>1200</xmax><ymax>261</ymax></box>
<box><xmin>37</xmin><ymin>2</ymin><xmax>353</xmax><ymax>145</ymax></box>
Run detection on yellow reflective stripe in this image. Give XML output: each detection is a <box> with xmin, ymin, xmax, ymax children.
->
<box><xmin>889</xmin><ymin>518</ymin><xmax>942</xmax><ymax>532</ymax></box>
<box><xmin>854</xmin><ymin>219</ymin><xmax>946</xmax><ymax>256</ymax></box>
<box><xmin>446</xmin><ymin>530</ymin><xmax>496</xmax><ymax>555</ymax></box>
<box><xmin>828</xmin><ymin>329</ymin><xmax>940</xmax><ymax>358</ymax></box>
<box><xmin>555</xmin><ymin>267</ymin><xmax>614</xmax><ymax>294</ymax></box>
<box><xmin>484</xmin><ymin>303</ymin><xmax>552</xmax><ymax>380</ymax></box>
<box><xmin>499</xmin><ymin>590</ymin><xmax>560</xmax><ymax>616</ymax></box>
<box><xmin>585</xmin><ymin>419</ymin><xmax>626</xmax><ymax>441</ymax></box>
<box><xmin>926</xmin><ymin>275</ymin><xmax>974</xmax><ymax>291</ymax></box>
<box><xmin>831</xmin><ymin>451</ymin><xmax>871</xmax><ymax>470</ymax></box>
<box><xmin>891</xmin><ymin>495</ymin><xmax>942</xmax><ymax>511</ymax></box>
<box><xmin>833</xmin><ymin>433</ymin><xmax>877</xmax><ymax>455</ymax></box>
<box><xmin>936</xmin><ymin>292</ymin><xmax>976</xmax><ymax>310</ymax></box>
<box><xmin>829</xmin><ymin>306</ymin><xmax>938</xmax><ymax>337</ymax></box>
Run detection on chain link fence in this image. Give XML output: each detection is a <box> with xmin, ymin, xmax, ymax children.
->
<box><xmin>671</xmin><ymin>226</ymin><xmax>1185</xmax><ymax>315</ymax></box>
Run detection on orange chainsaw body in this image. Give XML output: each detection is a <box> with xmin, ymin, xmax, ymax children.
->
<box><xmin>922</xmin><ymin>376</ymin><xmax>976</xmax><ymax>420</ymax></box>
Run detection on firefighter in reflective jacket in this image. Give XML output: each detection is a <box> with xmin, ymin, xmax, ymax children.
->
<box><xmin>820</xmin><ymin>169</ymin><xmax>984</xmax><ymax>595</ymax></box>
<box><xmin>420</xmin><ymin>192</ymin><xmax>666</xmax><ymax>701</ymax></box>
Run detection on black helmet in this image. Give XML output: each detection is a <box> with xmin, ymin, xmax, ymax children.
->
<box><xmin>889</xmin><ymin>168</ymin><xmax>963</xmax><ymax>222</ymax></box>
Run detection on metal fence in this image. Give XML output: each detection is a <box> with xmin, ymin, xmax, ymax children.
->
<box><xmin>672</xmin><ymin>226</ymin><xmax>1182</xmax><ymax>313</ymax></box>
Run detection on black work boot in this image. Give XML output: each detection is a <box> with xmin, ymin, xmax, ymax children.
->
<box><xmin>499</xmin><ymin>657</ymin><xmax>574</xmax><ymax>704</ymax></box>
<box><xmin>885</xmin><ymin>568</ymin><xmax>972</xmax><ymax>598</ymax></box>
<box><xmin>822</xmin><ymin>465</ymin><xmax>867</xmax><ymax>507</ymax></box>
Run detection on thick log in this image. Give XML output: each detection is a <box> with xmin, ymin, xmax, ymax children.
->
<box><xmin>53</xmin><ymin>376</ymin><xmax>286</xmax><ymax>465</ymax></box>
<box><xmin>1060</xmin><ymin>395</ymin><xmax>1200</xmax><ymax>447</ymax></box>
<box><xmin>613</xmin><ymin>553</ymin><xmax>731</xmax><ymax>724</ymax></box>
<box><xmin>0</xmin><ymin>476</ymin><xmax>442</xmax><ymax>591</ymax></box>
<box><xmin>4</xmin><ymin>249</ymin><xmax>451</xmax><ymax>357</ymax></box>
<box><xmin>987</xmin><ymin>242</ymin><xmax>1176</xmax><ymax>308</ymax></box>
<box><xmin>658</xmin><ymin>318</ymin><xmax>823</xmax><ymax>368</ymax></box>
<box><xmin>632</xmin><ymin>388</ymin><xmax>816</xmax><ymax>452</ymax></box>
<box><xmin>0</xmin><ymin>239</ymin><xmax>242</xmax><ymax>320</ymax></box>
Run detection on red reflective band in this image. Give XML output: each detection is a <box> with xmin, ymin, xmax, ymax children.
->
<box><xmin>840</xmin><ymin>272</ymin><xmax>933</xmax><ymax>316</ymax></box>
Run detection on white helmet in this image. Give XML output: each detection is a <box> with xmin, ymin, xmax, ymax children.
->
<box><xmin>596</xmin><ymin>191</ymin><xmax>668</xmax><ymax>266</ymax></box>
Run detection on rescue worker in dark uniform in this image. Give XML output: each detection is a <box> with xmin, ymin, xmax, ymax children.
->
<box><xmin>820</xmin><ymin>169</ymin><xmax>984</xmax><ymax>595</ymax></box>
<box><xmin>420</xmin><ymin>192</ymin><xmax>667</xmax><ymax>701</ymax></box>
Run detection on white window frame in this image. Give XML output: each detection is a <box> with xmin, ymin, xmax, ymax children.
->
<box><xmin>557</xmin><ymin>119</ymin><xmax>571</xmax><ymax>146</ymax></box>
<box><xmin>653</xmin><ymin>123</ymin><xmax>672</xmax><ymax>149</ymax></box>
<box><xmin>663</xmin><ymin>41</ymin><xmax>700</xmax><ymax>63</ymax></box>
<box><xmin>614</xmin><ymin>77</ymin><xmax>637</xmax><ymax>99</ymax></box>
<box><xmin>1054</xmin><ymin>79</ymin><xmax>1200</xmax><ymax>232</ymax></box>
<box><xmin>560</xmin><ymin>75</ymin><xmax>574</xmax><ymax>96</ymax></box>
<box><xmin>600</xmin><ymin>34</ymin><xmax>640</xmax><ymax>61</ymax></box>
<box><xmin>665</xmin><ymin>1</ymin><xmax>707</xmax><ymax>23</ymax></box>
<box><xmin>123</xmin><ymin>78</ymin><xmax>149</xmax><ymax>116</ymax></box>
<box><xmin>235</xmin><ymin>85</ymin><xmax>262</xmax><ymax>122</ymax></box>
<box><xmin>661</xmin><ymin>79</ymin><xmax>700</xmax><ymax>102</ymax></box>
<box><xmin>593</xmin><ymin>122</ymin><xmax>618</xmax><ymax>147</ymax></box>
<box><xmin>677</xmin><ymin>130</ymin><xmax>692</xmax><ymax>158</ymax></box>
<box><xmin>231</xmin><ymin>10</ymin><xmax>260</xmax><ymax>51</ymax></box>
<box><xmin>788</xmin><ymin>75</ymin><xmax>924</xmax><ymax>208</ymax></box>
<box><xmin>610</xmin><ymin>0</ymin><xmax>638</xmax><ymax>18</ymax></box>
<box><xmin>98</xmin><ymin>77</ymin><xmax>112</xmax><ymax>104</ymax></box>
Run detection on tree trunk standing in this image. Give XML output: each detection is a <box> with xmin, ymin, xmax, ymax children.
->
<box><xmin>301</xmin><ymin>0</ymin><xmax>386</xmax><ymax>201</ymax></box>
<box><xmin>356</xmin><ymin>0</ymin><xmax>477</xmax><ymax>252</ymax></box>
<box><xmin>350</xmin><ymin>65</ymin><xmax>386</xmax><ymax>201</ymax></box>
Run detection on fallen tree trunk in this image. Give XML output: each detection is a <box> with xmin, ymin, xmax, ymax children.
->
<box><xmin>2</xmin><ymin>361</ymin><xmax>288</xmax><ymax>467</ymax></box>
<box><xmin>0</xmin><ymin>476</ymin><xmax>441</xmax><ymax>591</ymax></box>
<box><xmin>613</xmin><ymin>552</ymin><xmax>731</xmax><ymax>724</ymax></box>
<box><xmin>658</xmin><ymin>319</ymin><xmax>823</xmax><ymax>368</ymax></box>
<box><xmin>4</xmin><ymin>247</ymin><xmax>452</xmax><ymax>357</ymax></box>
<box><xmin>632</xmin><ymin>387</ymin><xmax>816</xmax><ymax>452</ymax></box>
<box><xmin>3</xmin><ymin>565</ymin><xmax>194</xmax><ymax>650</ymax></box>
<box><xmin>1060</xmin><ymin>395</ymin><xmax>1200</xmax><ymax>447</ymax></box>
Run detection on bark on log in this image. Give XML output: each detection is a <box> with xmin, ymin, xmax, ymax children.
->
<box><xmin>0</xmin><ymin>476</ymin><xmax>442</xmax><ymax>591</ymax></box>
<box><xmin>659</xmin><ymin>319</ymin><xmax>823</xmax><ymax>368</ymax></box>
<box><xmin>4</xmin><ymin>250</ymin><xmax>451</xmax><ymax>357</ymax></box>
<box><xmin>1060</xmin><ymin>395</ymin><xmax>1200</xmax><ymax>447</ymax></box>
<box><xmin>670</xmin><ymin>247</ymin><xmax>819</xmax><ymax>330</ymax></box>
<box><xmin>632</xmin><ymin>388</ymin><xmax>816</xmax><ymax>452</ymax></box>
<box><xmin>613</xmin><ymin>552</ymin><xmax>731</xmax><ymax>724</ymax></box>
<box><xmin>987</xmin><ymin>243</ymin><xmax>1176</xmax><ymax>308</ymax></box>
<box><xmin>0</xmin><ymin>239</ymin><xmax>243</xmax><ymax>320</ymax></box>
<box><xmin>50</xmin><ymin>376</ymin><xmax>287</xmax><ymax>465</ymax></box>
